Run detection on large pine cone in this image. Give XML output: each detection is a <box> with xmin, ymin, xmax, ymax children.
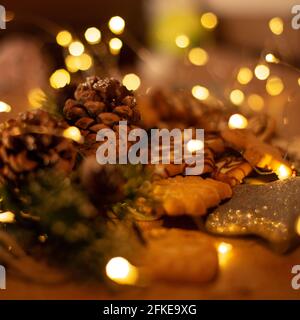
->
<box><xmin>0</xmin><ymin>109</ymin><xmax>77</xmax><ymax>184</ymax></box>
<box><xmin>63</xmin><ymin>77</ymin><xmax>141</xmax><ymax>156</ymax></box>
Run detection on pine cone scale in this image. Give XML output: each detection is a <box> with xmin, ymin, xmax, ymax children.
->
<box><xmin>75</xmin><ymin>117</ymin><xmax>95</xmax><ymax>129</ymax></box>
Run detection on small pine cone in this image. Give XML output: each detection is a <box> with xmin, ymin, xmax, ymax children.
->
<box><xmin>138</xmin><ymin>88</ymin><xmax>228</xmax><ymax>131</ymax></box>
<box><xmin>0</xmin><ymin>109</ymin><xmax>77</xmax><ymax>184</ymax></box>
<box><xmin>63</xmin><ymin>77</ymin><xmax>141</xmax><ymax>156</ymax></box>
<box><xmin>80</xmin><ymin>156</ymin><xmax>126</xmax><ymax>209</ymax></box>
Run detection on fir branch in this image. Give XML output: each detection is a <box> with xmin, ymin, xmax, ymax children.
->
<box><xmin>0</xmin><ymin>169</ymin><xmax>144</xmax><ymax>281</ymax></box>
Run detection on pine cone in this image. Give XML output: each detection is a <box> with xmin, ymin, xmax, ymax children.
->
<box><xmin>63</xmin><ymin>77</ymin><xmax>141</xmax><ymax>156</ymax></box>
<box><xmin>0</xmin><ymin>109</ymin><xmax>77</xmax><ymax>184</ymax></box>
<box><xmin>138</xmin><ymin>88</ymin><xmax>228</xmax><ymax>130</ymax></box>
<box><xmin>80</xmin><ymin>156</ymin><xmax>127</xmax><ymax>209</ymax></box>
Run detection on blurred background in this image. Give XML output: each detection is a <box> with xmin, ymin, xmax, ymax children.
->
<box><xmin>1</xmin><ymin>0</ymin><xmax>300</xmax><ymax>138</ymax></box>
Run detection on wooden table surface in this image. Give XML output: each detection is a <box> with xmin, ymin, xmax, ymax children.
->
<box><xmin>1</xmin><ymin>232</ymin><xmax>300</xmax><ymax>300</ymax></box>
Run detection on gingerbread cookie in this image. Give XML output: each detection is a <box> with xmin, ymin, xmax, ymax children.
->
<box><xmin>213</xmin><ymin>155</ymin><xmax>253</xmax><ymax>187</ymax></box>
<box><xmin>221</xmin><ymin>128</ymin><xmax>292</xmax><ymax>175</ymax></box>
<box><xmin>152</xmin><ymin>176</ymin><xmax>232</xmax><ymax>216</ymax></box>
<box><xmin>143</xmin><ymin>228</ymin><xmax>218</xmax><ymax>283</ymax></box>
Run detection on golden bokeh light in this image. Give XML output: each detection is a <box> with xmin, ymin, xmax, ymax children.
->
<box><xmin>84</xmin><ymin>27</ymin><xmax>101</xmax><ymax>44</ymax></box>
<box><xmin>122</xmin><ymin>73</ymin><xmax>141</xmax><ymax>91</ymax></box>
<box><xmin>28</xmin><ymin>88</ymin><xmax>46</xmax><ymax>109</ymax></box>
<box><xmin>175</xmin><ymin>34</ymin><xmax>190</xmax><ymax>48</ymax></box>
<box><xmin>276</xmin><ymin>164</ymin><xmax>292</xmax><ymax>180</ymax></box>
<box><xmin>218</xmin><ymin>242</ymin><xmax>232</xmax><ymax>254</ymax></box>
<box><xmin>217</xmin><ymin>242</ymin><xmax>233</xmax><ymax>267</ymax></box>
<box><xmin>237</xmin><ymin>67</ymin><xmax>253</xmax><ymax>85</ymax></box>
<box><xmin>56</xmin><ymin>30</ymin><xmax>72</xmax><ymax>47</ymax></box>
<box><xmin>0</xmin><ymin>211</ymin><xmax>15</xmax><ymax>223</ymax></box>
<box><xmin>201</xmin><ymin>12</ymin><xmax>218</xmax><ymax>29</ymax></box>
<box><xmin>0</xmin><ymin>101</ymin><xmax>12</xmax><ymax>113</ymax></box>
<box><xmin>187</xmin><ymin>139</ymin><xmax>204</xmax><ymax>152</ymax></box>
<box><xmin>78</xmin><ymin>53</ymin><xmax>93</xmax><ymax>71</ymax></box>
<box><xmin>108</xmin><ymin>16</ymin><xmax>125</xmax><ymax>35</ymax></box>
<box><xmin>65</xmin><ymin>55</ymin><xmax>79</xmax><ymax>73</ymax></box>
<box><xmin>254</xmin><ymin>64</ymin><xmax>270</xmax><ymax>80</ymax></box>
<box><xmin>188</xmin><ymin>47</ymin><xmax>208</xmax><ymax>66</ymax></box>
<box><xmin>68</xmin><ymin>41</ymin><xmax>84</xmax><ymax>56</ymax></box>
<box><xmin>265</xmin><ymin>53</ymin><xmax>279</xmax><ymax>64</ymax></box>
<box><xmin>266</xmin><ymin>76</ymin><xmax>284</xmax><ymax>96</ymax></box>
<box><xmin>66</xmin><ymin>54</ymin><xmax>93</xmax><ymax>72</ymax></box>
<box><xmin>269</xmin><ymin>17</ymin><xmax>284</xmax><ymax>35</ymax></box>
<box><xmin>109</xmin><ymin>38</ymin><xmax>123</xmax><ymax>55</ymax></box>
<box><xmin>49</xmin><ymin>69</ymin><xmax>71</xmax><ymax>89</ymax></box>
<box><xmin>191</xmin><ymin>85</ymin><xmax>209</xmax><ymax>100</ymax></box>
<box><xmin>228</xmin><ymin>114</ymin><xmax>248</xmax><ymax>129</ymax></box>
<box><xmin>295</xmin><ymin>216</ymin><xmax>300</xmax><ymax>236</ymax></box>
<box><xmin>247</xmin><ymin>94</ymin><xmax>264</xmax><ymax>112</ymax></box>
<box><xmin>229</xmin><ymin>89</ymin><xmax>245</xmax><ymax>106</ymax></box>
<box><xmin>106</xmin><ymin>257</ymin><xmax>139</xmax><ymax>285</ymax></box>
<box><xmin>63</xmin><ymin>126</ymin><xmax>83</xmax><ymax>143</ymax></box>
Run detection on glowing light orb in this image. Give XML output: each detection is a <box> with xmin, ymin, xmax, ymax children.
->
<box><xmin>63</xmin><ymin>126</ymin><xmax>82</xmax><ymax>143</ymax></box>
<box><xmin>254</xmin><ymin>65</ymin><xmax>270</xmax><ymax>80</ymax></box>
<box><xmin>228</xmin><ymin>114</ymin><xmax>248</xmax><ymax>129</ymax></box>
<box><xmin>269</xmin><ymin>17</ymin><xmax>284</xmax><ymax>35</ymax></box>
<box><xmin>68</xmin><ymin>41</ymin><xmax>84</xmax><ymax>56</ymax></box>
<box><xmin>296</xmin><ymin>216</ymin><xmax>300</xmax><ymax>236</ymax></box>
<box><xmin>84</xmin><ymin>27</ymin><xmax>101</xmax><ymax>44</ymax></box>
<box><xmin>0</xmin><ymin>101</ymin><xmax>12</xmax><ymax>113</ymax></box>
<box><xmin>201</xmin><ymin>12</ymin><xmax>218</xmax><ymax>29</ymax></box>
<box><xmin>175</xmin><ymin>34</ymin><xmax>190</xmax><ymax>48</ymax></box>
<box><xmin>188</xmin><ymin>47</ymin><xmax>208</xmax><ymax>66</ymax></box>
<box><xmin>49</xmin><ymin>69</ymin><xmax>70</xmax><ymax>89</ymax></box>
<box><xmin>230</xmin><ymin>89</ymin><xmax>245</xmax><ymax>106</ymax></box>
<box><xmin>218</xmin><ymin>242</ymin><xmax>232</xmax><ymax>254</ymax></box>
<box><xmin>237</xmin><ymin>67</ymin><xmax>253</xmax><ymax>85</ymax></box>
<box><xmin>109</xmin><ymin>38</ymin><xmax>123</xmax><ymax>55</ymax></box>
<box><xmin>0</xmin><ymin>211</ymin><xmax>15</xmax><ymax>223</ymax></box>
<box><xmin>106</xmin><ymin>257</ymin><xmax>138</xmax><ymax>285</ymax></box>
<box><xmin>108</xmin><ymin>16</ymin><xmax>125</xmax><ymax>35</ymax></box>
<box><xmin>191</xmin><ymin>85</ymin><xmax>209</xmax><ymax>100</ymax></box>
<box><xmin>266</xmin><ymin>77</ymin><xmax>284</xmax><ymax>96</ymax></box>
<box><xmin>187</xmin><ymin>139</ymin><xmax>204</xmax><ymax>152</ymax></box>
<box><xmin>56</xmin><ymin>30</ymin><xmax>72</xmax><ymax>47</ymax></box>
<box><xmin>122</xmin><ymin>73</ymin><xmax>141</xmax><ymax>91</ymax></box>
<box><xmin>265</xmin><ymin>53</ymin><xmax>279</xmax><ymax>64</ymax></box>
<box><xmin>276</xmin><ymin>164</ymin><xmax>292</xmax><ymax>180</ymax></box>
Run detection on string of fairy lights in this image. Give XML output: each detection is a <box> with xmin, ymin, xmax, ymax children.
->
<box><xmin>51</xmin><ymin>15</ymin><xmax>130</xmax><ymax>88</ymax></box>
<box><xmin>1</xmin><ymin>11</ymin><xmax>298</xmax><ymax>121</ymax></box>
<box><xmin>0</xmin><ymin>10</ymin><xmax>299</xmax><ymax>285</ymax></box>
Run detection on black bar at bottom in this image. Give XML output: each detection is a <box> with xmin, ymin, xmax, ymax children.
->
<box><xmin>0</xmin><ymin>300</ymin><xmax>299</xmax><ymax>319</ymax></box>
